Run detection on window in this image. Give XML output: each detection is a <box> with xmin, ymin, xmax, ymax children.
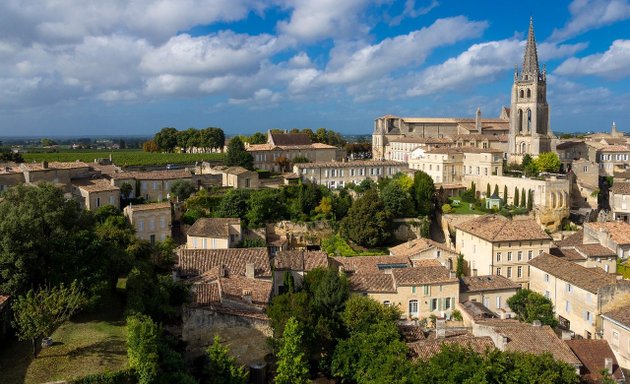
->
<box><xmin>431</xmin><ymin>298</ymin><xmax>439</xmax><ymax>311</ymax></box>
<box><xmin>507</xmin><ymin>267</ymin><xmax>512</xmax><ymax>278</ymax></box>
<box><xmin>445</xmin><ymin>297</ymin><xmax>451</xmax><ymax>310</ymax></box>
<box><xmin>211</xmin><ymin>239</ymin><xmax>217</xmax><ymax>249</ymax></box>
<box><xmin>517</xmin><ymin>251</ymin><xmax>522</xmax><ymax>261</ymax></box>
<box><xmin>565</xmin><ymin>300</ymin><xmax>571</xmax><ymax>313</ymax></box>
<box><xmin>566</xmin><ymin>283</ymin><xmax>572</xmax><ymax>293</ymax></box>
<box><xmin>613</xmin><ymin>330</ymin><xmax>620</xmax><ymax>347</ymax></box>
<box><xmin>150</xmin><ymin>234</ymin><xmax>156</xmax><ymax>245</ymax></box>
<box><xmin>528</xmin><ymin>250</ymin><xmax>533</xmax><ymax>260</ymax></box>
<box><xmin>383</xmin><ymin>300</ymin><xmax>391</xmax><ymax>306</ymax></box>
<box><xmin>517</xmin><ymin>266</ymin><xmax>523</xmax><ymax>278</ymax></box>
<box><xmin>202</xmin><ymin>238</ymin><xmax>207</xmax><ymax>249</ymax></box>
<box><xmin>544</xmin><ymin>290</ymin><xmax>550</xmax><ymax>298</ymax></box>
<box><xmin>412</xmin><ymin>286</ymin><xmax>416</xmax><ymax>294</ymax></box>
<box><xmin>138</xmin><ymin>220</ymin><xmax>144</xmax><ymax>232</ymax></box>
<box><xmin>544</xmin><ymin>274</ymin><xmax>549</xmax><ymax>282</ymax></box>
<box><xmin>496</xmin><ymin>267</ymin><xmax>501</xmax><ymax>276</ymax></box>
<box><xmin>109</xmin><ymin>196</ymin><xmax>115</xmax><ymax>205</ymax></box>
<box><xmin>507</xmin><ymin>252</ymin><xmax>512</xmax><ymax>261</ymax></box>
<box><xmin>153</xmin><ymin>181</ymin><xmax>158</xmax><ymax>190</ymax></box>
<box><xmin>409</xmin><ymin>300</ymin><xmax>418</xmax><ymax>316</ymax></box>
<box><xmin>496</xmin><ymin>252</ymin><xmax>501</xmax><ymax>262</ymax></box>
<box><xmin>96</xmin><ymin>197</ymin><xmax>101</xmax><ymax>207</ymax></box>
<box><xmin>423</xmin><ymin>285</ymin><xmax>430</xmax><ymax>295</ymax></box>
<box><xmin>149</xmin><ymin>219</ymin><xmax>155</xmax><ymax>231</ymax></box>
<box><xmin>585</xmin><ymin>311</ymin><xmax>592</xmax><ymax>323</ymax></box>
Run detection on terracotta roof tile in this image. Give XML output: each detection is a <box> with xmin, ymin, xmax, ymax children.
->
<box><xmin>187</xmin><ymin>218</ymin><xmax>240</xmax><ymax>238</ymax></box>
<box><xmin>408</xmin><ymin>336</ymin><xmax>496</xmax><ymax>361</ymax></box>
<box><xmin>72</xmin><ymin>178</ymin><xmax>120</xmax><ymax>192</ymax></box>
<box><xmin>273</xmin><ymin>250</ymin><xmax>329</xmax><ymax>271</ymax></box>
<box><xmin>555</xmin><ymin>229</ymin><xmax>584</xmax><ymax>247</ymax></box>
<box><xmin>585</xmin><ymin>222</ymin><xmax>630</xmax><ymax>245</ymax></box>
<box><xmin>602</xmin><ymin>305</ymin><xmax>630</xmax><ymax>328</ymax></box>
<box><xmin>389</xmin><ymin>238</ymin><xmax>455</xmax><ymax>258</ymax></box>
<box><xmin>456</xmin><ymin>215</ymin><xmax>551</xmax><ymax>242</ymax></box>
<box><xmin>295</xmin><ymin>160</ymin><xmax>405</xmax><ymax>169</ymax></box>
<box><xmin>575</xmin><ymin>243</ymin><xmax>616</xmax><ymax>258</ymax></box>
<box><xmin>598</xmin><ymin>145</ymin><xmax>630</xmax><ymax>152</ymax></box>
<box><xmin>549</xmin><ymin>247</ymin><xmax>587</xmax><ymax>261</ymax></box>
<box><xmin>178</xmin><ymin>248</ymin><xmax>271</xmax><ymax>278</ymax></box>
<box><xmin>348</xmin><ymin>273</ymin><xmax>396</xmax><ymax>293</ymax></box>
<box><xmin>333</xmin><ymin>255</ymin><xmax>411</xmax><ymax>274</ymax></box>
<box><xmin>611</xmin><ymin>181</ymin><xmax>630</xmax><ymax>195</ymax></box>
<box><xmin>460</xmin><ymin>275</ymin><xmax>521</xmax><ymax>294</ymax></box>
<box><xmin>127</xmin><ymin>202</ymin><xmax>171</xmax><ymax>212</ymax></box>
<box><xmin>21</xmin><ymin>161</ymin><xmax>90</xmax><ymax>171</ymax></box>
<box><xmin>399</xmin><ymin>324</ymin><xmax>426</xmax><ymax>342</ymax></box>
<box><xmin>528</xmin><ymin>253</ymin><xmax>617</xmax><ymax>294</ymax></box>
<box><xmin>269</xmin><ymin>132</ymin><xmax>312</xmax><ymax>146</ymax></box>
<box><xmin>114</xmin><ymin>169</ymin><xmax>192</xmax><ymax>180</ymax></box>
<box><xmin>389</xmin><ymin>137</ymin><xmax>454</xmax><ymax>144</ymax></box>
<box><xmin>393</xmin><ymin>266</ymin><xmax>457</xmax><ymax>286</ymax></box>
<box><xmin>565</xmin><ymin>339</ymin><xmax>624</xmax><ymax>383</ymax></box>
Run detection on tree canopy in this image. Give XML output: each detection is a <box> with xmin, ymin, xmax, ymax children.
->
<box><xmin>535</xmin><ymin>152</ymin><xmax>561</xmax><ymax>173</ymax></box>
<box><xmin>340</xmin><ymin>188</ymin><xmax>392</xmax><ymax>247</ymax></box>
<box><xmin>413</xmin><ymin>171</ymin><xmax>436</xmax><ymax>216</ymax></box>
<box><xmin>225</xmin><ymin>136</ymin><xmax>254</xmax><ymax>170</ymax></box>
<box><xmin>507</xmin><ymin>289</ymin><xmax>557</xmax><ymax>327</ymax></box>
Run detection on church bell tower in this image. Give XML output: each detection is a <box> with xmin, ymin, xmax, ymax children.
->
<box><xmin>509</xmin><ymin>17</ymin><xmax>551</xmax><ymax>157</ymax></box>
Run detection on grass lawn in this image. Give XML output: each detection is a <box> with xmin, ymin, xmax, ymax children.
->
<box><xmin>0</xmin><ymin>294</ymin><xmax>128</xmax><ymax>384</ymax></box>
<box><xmin>22</xmin><ymin>149</ymin><xmax>224</xmax><ymax>167</ymax></box>
<box><xmin>447</xmin><ymin>198</ymin><xmax>486</xmax><ymax>215</ymax></box>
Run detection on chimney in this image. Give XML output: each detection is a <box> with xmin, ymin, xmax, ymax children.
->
<box><xmin>245</xmin><ymin>263</ymin><xmax>255</xmax><ymax>279</ymax></box>
<box><xmin>449</xmin><ymin>271</ymin><xmax>456</xmax><ymax>279</ymax></box>
<box><xmin>501</xmin><ymin>336</ymin><xmax>509</xmax><ymax>350</ymax></box>
<box><xmin>42</xmin><ymin>161</ymin><xmax>48</xmax><ymax>169</ymax></box>
<box><xmin>604</xmin><ymin>358</ymin><xmax>613</xmax><ymax>375</ymax></box>
<box><xmin>561</xmin><ymin>330</ymin><xmax>572</xmax><ymax>340</ymax></box>
<box><xmin>532</xmin><ymin>320</ymin><xmax>542</xmax><ymax>327</ymax></box>
<box><xmin>242</xmin><ymin>289</ymin><xmax>253</xmax><ymax>304</ymax></box>
<box><xmin>475</xmin><ymin>108</ymin><xmax>481</xmax><ymax>132</ymax></box>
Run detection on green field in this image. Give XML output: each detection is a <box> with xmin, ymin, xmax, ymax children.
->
<box><xmin>23</xmin><ymin>149</ymin><xmax>225</xmax><ymax>167</ymax></box>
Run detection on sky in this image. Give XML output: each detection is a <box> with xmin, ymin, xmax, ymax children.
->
<box><xmin>2</xmin><ymin>0</ymin><xmax>630</xmax><ymax>137</ymax></box>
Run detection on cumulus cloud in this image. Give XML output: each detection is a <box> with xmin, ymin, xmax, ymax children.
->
<box><xmin>555</xmin><ymin>39</ymin><xmax>630</xmax><ymax>78</ymax></box>
<box><xmin>387</xmin><ymin>0</ymin><xmax>440</xmax><ymax>26</ymax></box>
<box><xmin>550</xmin><ymin>0</ymin><xmax>630</xmax><ymax>41</ymax></box>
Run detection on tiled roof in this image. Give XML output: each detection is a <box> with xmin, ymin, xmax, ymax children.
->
<box><xmin>21</xmin><ymin>161</ymin><xmax>90</xmax><ymax>171</ymax></box>
<box><xmin>575</xmin><ymin>243</ymin><xmax>616</xmax><ymax>258</ymax></box>
<box><xmin>408</xmin><ymin>336</ymin><xmax>495</xmax><ymax>361</ymax></box>
<box><xmin>269</xmin><ymin>132</ymin><xmax>312</xmax><ymax>146</ymax></box>
<box><xmin>450</xmin><ymin>134</ymin><xmax>508</xmax><ymax>142</ymax></box>
<box><xmin>556</xmin><ymin>140</ymin><xmax>585</xmax><ymax>150</ymax></box>
<box><xmin>273</xmin><ymin>250</ymin><xmax>329</xmax><ymax>271</ymax></box>
<box><xmin>392</xmin><ymin>266</ymin><xmax>457</xmax><ymax>286</ymax></box>
<box><xmin>72</xmin><ymin>178</ymin><xmax>120</xmax><ymax>192</ymax></box>
<box><xmin>460</xmin><ymin>147</ymin><xmax>504</xmax><ymax>154</ymax></box>
<box><xmin>388</xmin><ymin>238</ymin><xmax>455</xmax><ymax>258</ymax></box>
<box><xmin>348</xmin><ymin>273</ymin><xmax>396</xmax><ymax>293</ymax></box>
<box><xmin>456</xmin><ymin>215</ymin><xmax>551</xmax><ymax>242</ymax></box>
<box><xmin>460</xmin><ymin>275</ymin><xmax>521</xmax><ymax>294</ymax></box>
<box><xmin>187</xmin><ymin>218</ymin><xmax>240</xmax><ymax>238</ymax></box>
<box><xmin>598</xmin><ymin>145</ymin><xmax>630</xmax><ymax>152</ymax></box>
<box><xmin>333</xmin><ymin>254</ymin><xmax>411</xmax><ymax>274</ymax></box>
<box><xmin>127</xmin><ymin>202</ymin><xmax>171</xmax><ymax>212</ymax></box>
<box><xmin>602</xmin><ymin>305</ymin><xmax>630</xmax><ymax>328</ymax></box>
<box><xmin>549</xmin><ymin>247</ymin><xmax>586</xmax><ymax>261</ymax></box>
<box><xmin>528</xmin><ymin>253</ymin><xmax>617</xmax><ymax>294</ymax></box>
<box><xmin>585</xmin><ymin>222</ymin><xmax>630</xmax><ymax>245</ymax></box>
<box><xmin>247</xmin><ymin>142</ymin><xmax>337</xmax><ymax>151</ymax></box>
<box><xmin>565</xmin><ymin>339</ymin><xmax>624</xmax><ymax>383</ymax></box>
<box><xmin>554</xmin><ymin>229</ymin><xmax>584</xmax><ymax>247</ymax></box>
<box><xmin>224</xmin><ymin>166</ymin><xmax>253</xmax><ymax>175</ymax></box>
<box><xmin>460</xmin><ymin>300</ymin><xmax>498</xmax><ymax>321</ymax></box>
<box><xmin>178</xmin><ymin>248</ymin><xmax>271</xmax><ymax>278</ymax></box>
<box><xmin>295</xmin><ymin>160</ymin><xmax>406</xmax><ymax>169</ymax></box>
<box><xmin>193</xmin><ymin>281</ymin><xmax>221</xmax><ymax>305</ymax></box>
<box><xmin>114</xmin><ymin>169</ymin><xmax>192</xmax><ymax>180</ymax></box>
<box><xmin>399</xmin><ymin>324</ymin><xmax>426</xmax><ymax>342</ymax></box>
<box><xmin>389</xmin><ymin>137</ymin><xmax>454</xmax><ymax>144</ymax></box>
<box><xmin>611</xmin><ymin>181</ymin><xmax>630</xmax><ymax>195</ymax></box>
<box><xmin>219</xmin><ymin>274</ymin><xmax>273</xmax><ymax>306</ymax></box>
<box><xmin>477</xmin><ymin>320</ymin><xmax>581</xmax><ymax>365</ymax></box>
<box><xmin>0</xmin><ymin>295</ymin><xmax>9</xmax><ymax>311</ymax></box>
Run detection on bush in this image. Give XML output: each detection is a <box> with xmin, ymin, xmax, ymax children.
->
<box><xmin>451</xmin><ymin>309</ymin><xmax>463</xmax><ymax>321</ymax></box>
<box><xmin>238</xmin><ymin>238</ymin><xmax>266</xmax><ymax>248</ymax></box>
<box><xmin>72</xmin><ymin>369</ymin><xmax>137</xmax><ymax>384</ymax></box>
<box><xmin>441</xmin><ymin>203</ymin><xmax>453</xmax><ymax>214</ymax></box>
<box><xmin>256</xmin><ymin>169</ymin><xmax>271</xmax><ymax>179</ymax></box>
<box><xmin>460</xmin><ymin>189</ymin><xmax>476</xmax><ymax>203</ymax></box>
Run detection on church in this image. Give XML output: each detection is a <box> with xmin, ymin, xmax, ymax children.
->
<box><xmin>372</xmin><ymin>18</ymin><xmax>554</xmax><ymax>162</ymax></box>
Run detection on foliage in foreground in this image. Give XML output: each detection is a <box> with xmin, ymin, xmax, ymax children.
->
<box><xmin>275</xmin><ymin>317</ymin><xmax>310</xmax><ymax>384</ymax></box>
<box><xmin>203</xmin><ymin>336</ymin><xmax>248</xmax><ymax>384</ymax></box>
<box><xmin>507</xmin><ymin>289</ymin><xmax>558</xmax><ymax>327</ymax></box>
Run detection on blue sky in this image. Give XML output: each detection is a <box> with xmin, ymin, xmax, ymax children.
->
<box><xmin>1</xmin><ymin>0</ymin><xmax>630</xmax><ymax>137</ymax></box>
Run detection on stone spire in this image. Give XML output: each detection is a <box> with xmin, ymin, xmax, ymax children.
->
<box><xmin>521</xmin><ymin>17</ymin><xmax>540</xmax><ymax>79</ymax></box>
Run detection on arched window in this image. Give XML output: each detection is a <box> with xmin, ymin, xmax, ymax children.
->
<box><xmin>527</xmin><ymin>89</ymin><xmax>531</xmax><ymax>98</ymax></box>
<box><xmin>517</xmin><ymin>109</ymin><xmax>523</xmax><ymax>132</ymax></box>
<box><xmin>527</xmin><ymin>109</ymin><xmax>532</xmax><ymax>131</ymax></box>
<box><xmin>519</xmin><ymin>89</ymin><xmax>524</xmax><ymax>98</ymax></box>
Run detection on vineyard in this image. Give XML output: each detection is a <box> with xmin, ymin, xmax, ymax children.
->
<box><xmin>22</xmin><ymin>149</ymin><xmax>225</xmax><ymax>167</ymax></box>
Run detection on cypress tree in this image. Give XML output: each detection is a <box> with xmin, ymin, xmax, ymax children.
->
<box><xmin>514</xmin><ymin>187</ymin><xmax>519</xmax><ymax>207</ymax></box>
<box><xmin>493</xmin><ymin>184</ymin><xmax>499</xmax><ymax>197</ymax></box>
<box><xmin>486</xmin><ymin>183</ymin><xmax>491</xmax><ymax>198</ymax></box>
<box><xmin>527</xmin><ymin>190</ymin><xmax>534</xmax><ymax>211</ymax></box>
<box><xmin>521</xmin><ymin>187</ymin><xmax>526</xmax><ymax>207</ymax></box>
<box><xmin>503</xmin><ymin>185</ymin><xmax>508</xmax><ymax>202</ymax></box>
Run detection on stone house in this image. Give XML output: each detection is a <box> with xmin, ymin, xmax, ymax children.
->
<box><xmin>408</xmin><ymin>148</ymin><xmax>463</xmax><ymax>184</ymax></box>
<box><xmin>455</xmin><ymin>215</ymin><xmax>552</xmax><ymax>287</ymax></box>
<box><xmin>272</xmin><ymin>250</ymin><xmax>329</xmax><ymax>295</ymax></box>
<box><xmin>388</xmin><ymin>137</ymin><xmax>454</xmax><ymax>162</ymax></box>
<box><xmin>388</xmin><ymin>238</ymin><xmax>459</xmax><ymax>272</ymax></box>
<box><xmin>551</xmin><ymin>231</ymin><xmax>618</xmax><ymax>274</ymax></box>
<box><xmin>584</xmin><ymin>221</ymin><xmax>630</xmax><ymax>260</ymax></box>
<box><xmin>556</xmin><ymin>140</ymin><xmax>589</xmax><ymax>171</ymax></box>
<box><xmin>111</xmin><ymin>169</ymin><xmax>193</xmax><ymax>202</ymax></box>
<box><xmin>0</xmin><ymin>163</ymin><xmax>25</xmax><ymax>192</ymax></box>
<box><xmin>19</xmin><ymin>161</ymin><xmax>93</xmax><ymax>192</ymax></box>
<box><xmin>186</xmin><ymin>218</ymin><xmax>242</xmax><ymax>249</ymax></box>
<box><xmin>333</xmin><ymin>256</ymin><xmax>459</xmax><ymax>320</ymax></box>
<box><xmin>72</xmin><ymin>178</ymin><xmax>121</xmax><ymax>210</ymax></box>
<box><xmin>571</xmin><ymin>159</ymin><xmax>599</xmax><ymax>209</ymax></box>
<box><xmin>597</xmin><ymin>145</ymin><xmax>630</xmax><ymax>177</ymax></box>
<box><xmin>459</xmin><ymin>275</ymin><xmax>520</xmax><ymax>317</ymax></box>
<box><xmin>123</xmin><ymin>202</ymin><xmax>172</xmax><ymax>244</ymax></box>
<box><xmin>610</xmin><ymin>182</ymin><xmax>630</xmax><ymax>223</ymax></box>
<box><xmin>222</xmin><ymin>167</ymin><xmax>259</xmax><ymax>189</ymax></box>
<box><xmin>602</xmin><ymin>306</ymin><xmax>630</xmax><ymax>369</ymax></box>
<box><xmin>293</xmin><ymin>160</ymin><xmax>410</xmax><ymax>189</ymax></box>
<box><xmin>528</xmin><ymin>253</ymin><xmax>630</xmax><ymax>339</ymax></box>
<box><xmin>565</xmin><ymin>339</ymin><xmax>625</xmax><ymax>383</ymax></box>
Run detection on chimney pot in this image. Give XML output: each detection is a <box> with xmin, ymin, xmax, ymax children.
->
<box><xmin>245</xmin><ymin>263</ymin><xmax>255</xmax><ymax>279</ymax></box>
<box><xmin>605</xmin><ymin>358</ymin><xmax>613</xmax><ymax>375</ymax></box>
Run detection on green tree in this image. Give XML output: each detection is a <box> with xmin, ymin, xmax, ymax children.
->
<box><xmin>205</xmin><ymin>336</ymin><xmax>248</xmax><ymax>384</ymax></box>
<box><xmin>246</xmin><ymin>189</ymin><xmax>286</xmax><ymax>227</ymax></box>
<box><xmin>314</xmin><ymin>196</ymin><xmax>333</xmax><ymax>219</ymax></box>
<box><xmin>504</xmin><ymin>185</ymin><xmax>508</xmax><ymax>202</ymax></box>
<box><xmin>331</xmin><ymin>188</ymin><xmax>353</xmax><ymax>220</ymax></box>
<box><xmin>514</xmin><ymin>187</ymin><xmax>519</xmax><ymax>207</ymax></box>
<box><xmin>12</xmin><ymin>280</ymin><xmax>87</xmax><ymax>357</ymax></box>
<box><xmin>215</xmin><ymin>189</ymin><xmax>250</xmax><ymax>220</ymax></box>
<box><xmin>486</xmin><ymin>183</ymin><xmax>491</xmax><ymax>197</ymax></box>
<box><xmin>493</xmin><ymin>184</ymin><xmax>499</xmax><ymax>197</ymax></box>
<box><xmin>354</xmin><ymin>178</ymin><xmax>376</xmax><ymax>193</ymax></box>
<box><xmin>225</xmin><ymin>136</ymin><xmax>254</xmax><ymax>170</ymax></box>
<box><xmin>127</xmin><ymin>314</ymin><xmax>160</xmax><ymax>384</ymax></box>
<box><xmin>248</xmin><ymin>131</ymin><xmax>267</xmax><ymax>145</ymax></box>
<box><xmin>142</xmin><ymin>140</ymin><xmax>159</xmax><ymax>153</ymax></box>
<box><xmin>381</xmin><ymin>182</ymin><xmax>415</xmax><ymax>218</ymax></box>
<box><xmin>94</xmin><ymin>207</ymin><xmax>136</xmax><ymax>290</ymax></box>
<box><xmin>154</xmin><ymin>127</ymin><xmax>178</xmax><ymax>152</ymax></box>
<box><xmin>507</xmin><ymin>289</ymin><xmax>557</xmax><ymax>327</ymax></box>
<box><xmin>340</xmin><ymin>188</ymin><xmax>392</xmax><ymax>247</ymax></box>
<box><xmin>341</xmin><ymin>296</ymin><xmax>401</xmax><ymax>334</ymax></box>
<box><xmin>534</xmin><ymin>152</ymin><xmax>561</xmax><ymax>173</ymax></box>
<box><xmin>527</xmin><ymin>190</ymin><xmax>534</xmax><ymax>211</ymax></box>
<box><xmin>521</xmin><ymin>187</ymin><xmax>526</xmax><ymax>207</ymax></box>
<box><xmin>41</xmin><ymin>138</ymin><xmax>57</xmax><ymax>147</ymax></box>
<box><xmin>170</xmin><ymin>180</ymin><xmax>196</xmax><ymax>201</ymax></box>
<box><xmin>275</xmin><ymin>317</ymin><xmax>310</xmax><ymax>384</ymax></box>
<box><xmin>413</xmin><ymin>171</ymin><xmax>435</xmax><ymax>216</ymax></box>
<box><xmin>456</xmin><ymin>253</ymin><xmax>465</xmax><ymax>278</ymax></box>
<box><xmin>120</xmin><ymin>182</ymin><xmax>133</xmax><ymax>199</ymax></box>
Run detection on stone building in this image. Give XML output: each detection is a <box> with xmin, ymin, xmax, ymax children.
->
<box><xmin>272</xmin><ymin>250</ymin><xmax>329</xmax><ymax>295</ymax></box>
<box><xmin>388</xmin><ymin>237</ymin><xmax>459</xmax><ymax>272</ymax></box>
<box><xmin>583</xmin><ymin>221</ymin><xmax>630</xmax><ymax>259</ymax></box>
<box><xmin>602</xmin><ymin>306</ymin><xmax>630</xmax><ymax>369</ymax></box>
<box><xmin>112</xmin><ymin>169</ymin><xmax>193</xmax><ymax>202</ymax></box>
<box><xmin>459</xmin><ymin>275</ymin><xmax>520</xmax><ymax>317</ymax></box>
<box><xmin>611</xmin><ymin>182</ymin><xmax>630</xmax><ymax>222</ymax></box>
<box><xmin>123</xmin><ymin>202</ymin><xmax>172</xmax><ymax>244</ymax></box>
<box><xmin>408</xmin><ymin>147</ymin><xmax>503</xmax><ymax>184</ymax></box>
<box><xmin>186</xmin><ymin>218</ymin><xmax>242</xmax><ymax>249</ymax></box>
<box><xmin>72</xmin><ymin>178</ymin><xmax>121</xmax><ymax>210</ymax></box>
<box><xmin>455</xmin><ymin>215</ymin><xmax>552</xmax><ymax>288</ymax></box>
<box><xmin>293</xmin><ymin>160</ymin><xmax>410</xmax><ymax>188</ymax></box>
<box><xmin>597</xmin><ymin>145</ymin><xmax>630</xmax><ymax>177</ymax></box>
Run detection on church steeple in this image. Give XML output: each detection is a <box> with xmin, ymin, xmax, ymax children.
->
<box><xmin>521</xmin><ymin>17</ymin><xmax>540</xmax><ymax>80</ymax></box>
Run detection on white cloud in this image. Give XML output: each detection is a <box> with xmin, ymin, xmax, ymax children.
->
<box><xmin>228</xmin><ymin>88</ymin><xmax>282</xmax><ymax>107</ymax></box>
<box><xmin>387</xmin><ymin>0</ymin><xmax>439</xmax><ymax>26</ymax></box>
<box><xmin>555</xmin><ymin>39</ymin><xmax>630</xmax><ymax>78</ymax></box>
<box><xmin>320</xmin><ymin>16</ymin><xmax>488</xmax><ymax>85</ymax></box>
<box><xmin>97</xmin><ymin>90</ymin><xmax>137</xmax><ymax>102</ymax></box>
<box><xmin>550</xmin><ymin>0</ymin><xmax>630</xmax><ymax>41</ymax></box>
<box><xmin>277</xmin><ymin>0</ymin><xmax>371</xmax><ymax>42</ymax></box>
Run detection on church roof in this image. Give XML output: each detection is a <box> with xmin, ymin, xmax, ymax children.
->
<box><xmin>522</xmin><ymin>17</ymin><xmax>540</xmax><ymax>76</ymax></box>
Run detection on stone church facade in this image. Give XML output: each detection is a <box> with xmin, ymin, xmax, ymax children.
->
<box><xmin>372</xmin><ymin>18</ymin><xmax>554</xmax><ymax>162</ymax></box>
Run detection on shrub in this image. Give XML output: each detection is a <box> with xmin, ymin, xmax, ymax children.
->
<box><xmin>451</xmin><ymin>310</ymin><xmax>463</xmax><ymax>322</ymax></box>
<box><xmin>441</xmin><ymin>203</ymin><xmax>453</xmax><ymax>214</ymax></box>
<box><xmin>72</xmin><ymin>369</ymin><xmax>137</xmax><ymax>384</ymax></box>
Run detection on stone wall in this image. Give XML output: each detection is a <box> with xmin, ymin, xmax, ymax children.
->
<box><xmin>268</xmin><ymin>220</ymin><xmax>334</xmax><ymax>249</ymax></box>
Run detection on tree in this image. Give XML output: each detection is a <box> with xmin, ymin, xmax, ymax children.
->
<box><xmin>248</xmin><ymin>132</ymin><xmax>267</xmax><ymax>145</ymax></box>
<box><xmin>215</xmin><ymin>189</ymin><xmax>250</xmax><ymax>220</ymax></box>
<box><xmin>274</xmin><ymin>156</ymin><xmax>291</xmax><ymax>172</ymax></box>
<box><xmin>493</xmin><ymin>184</ymin><xmax>499</xmax><ymax>197</ymax></box>
<box><xmin>170</xmin><ymin>180</ymin><xmax>196</xmax><ymax>201</ymax></box>
<box><xmin>341</xmin><ymin>296</ymin><xmax>401</xmax><ymax>334</ymax></box>
<box><xmin>527</xmin><ymin>190</ymin><xmax>534</xmax><ymax>211</ymax></box>
<box><xmin>142</xmin><ymin>140</ymin><xmax>159</xmax><ymax>153</ymax></box>
<box><xmin>246</xmin><ymin>189</ymin><xmax>286</xmax><ymax>227</ymax></box>
<box><xmin>514</xmin><ymin>187</ymin><xmax>519</xmax><ymax>207</ymax></box>
<box><xmin>127</xmin><ymin>314</ymin><xmax>160</xmax><ymax>384</ymax></box>
<box><xmin>507</xmin><ymin>289</ymin><xmax>557</xmax><ymax>327</ymax></box>
<box><xmin>275</xmin><ymin>317</ymin><xmax>310</xmax><ymax>384</ymax></box>
<box><xmin>504</xmin><ymin>185</ymin><xmax>508</xmax><ymax>202</ymax></box>
<box><xmin>154</xmin><ymin>127</ymin><xmax>178</xmax><ymax>152</ymax></box>
<box><xmin>94</xmin><ymin>207</ymin><xmax>136</xmax><ymax>290</ymax></box>
<box><xmin>340</xmin><ymin>188</ymin><xmax>392</xmax><ymax>247</ymax></box>
<box><xmin>205</xmin><ymin>336</ymin><xmax>248</xmax><ymax>384</ymax></box>
<box><xmin>521</xmin><ymin>187</ymin><xmax>526</xmax><ymax>207</ymax></box>
<box><xmin>381</xmin><ymin>182</ymin><xmax>414</xmax><ymax>218</ymax></box>
<box><xmin>314</xmin><ymin>196</ymin><xmax>333</xmax><ymax>219</ymax></box>
<box><xmin>120</xmin><ymin>182</ymin><xmax>133</xmax><ymax>199</ymax></box>
<box><xmin>12</xmin><ymin>280</ymin><xmax>87</xmax><ymax>357</ymax></box>
<box><xmin>413</xmin><ymin>171</ymin><xmax>435</xmax><ymax>216</ymax></box>
<box><xmin>41</xmin><ymin>138</ymin><xmax>57</xmax><ymax>147</ymax></box>
<box><xmin>486</xmin><ymin>183</ymin><xmax>491</xmax><ymax>198</ymax></box>
<box><xmin>535</xmin><ymin>152</ymin><xmax>561</xmax><ymax>173</ymax></box>
<box><xmin>456</xmin><ymin>253</ymin><xmax>465</xmax><ymax>278</ymax></box>
<box><xmin>225</xmin><ymin>136</ymin><xmax>254</xmax><ymax>170</ymax></box>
